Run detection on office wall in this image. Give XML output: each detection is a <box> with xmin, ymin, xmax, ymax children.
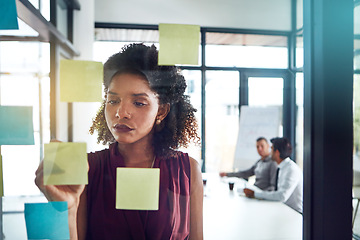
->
<box><xmin>94</xmin><ymin>0</ymin><xmax>292</xmax><ymax>31</ymax></box>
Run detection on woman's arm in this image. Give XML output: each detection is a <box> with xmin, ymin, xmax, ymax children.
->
<box><xmin>35</xmin><ymin>161</ymin><xmax>86</xmax><ymax>240</ymax></box>
<box><xmin>76</xmin><ymin>187</ymin><xmax>88</xmax><ymax>240</ymax></box>
<box><xmin>189</xmin><ymin>157</ymin><xmax>203</xmax><ymax>240</ymax></box>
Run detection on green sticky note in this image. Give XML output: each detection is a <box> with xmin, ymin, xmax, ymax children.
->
<box><xmin>0</xmin><ymin>0</ymin><xmax>19</xmax><ymax>30</ymax></box>
<box><xmin>44</xmin><ymin>142</ymin><xmax>88</xmax><ymax>185</ymax></box>
<box><xmin>60</xmin><ymin>59</ymin><xmax>103</xmax><ymax>102</ymax></box>
<box><xmin>116</xmin><ymin>168</ymin><xmax>160</xmax><ymax>210</ymax></box>
<box><xmin>0</xmin><ymin>106</ymin><xmax>34</xmax><ymax>145</ymax></box>
<box><xmin>158</xmin><ymin>23</ymin><xmax>200</xmax><ymax>66</ymax></box>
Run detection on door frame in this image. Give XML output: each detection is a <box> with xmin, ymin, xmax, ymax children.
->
<box><xmin>239</xmin><ymin>69</ymin><xmax>296</xmax><ymax>160</ymax></box>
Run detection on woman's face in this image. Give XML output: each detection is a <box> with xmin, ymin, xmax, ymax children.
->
<box><xmin>105</xmin><ymin>73</ymin><xmax>168</xmax><ymax>145</ymax></box>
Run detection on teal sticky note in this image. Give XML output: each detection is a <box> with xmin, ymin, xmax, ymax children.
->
<box><xmin>24</xmin><ymin>202</ymin><xmax>70</xmax><ymax>240</ymax></box>
<box><xmin>0</xmin><ymin>0</ymin><xmax>19</xmax><ymax>30</ymax></box>
<box><xmin>0</xmin><ymin>106</ymin><xmax>34</xmax><ymax>145</ymax></box>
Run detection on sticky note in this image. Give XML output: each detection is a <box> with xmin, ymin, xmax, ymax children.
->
<box><xmin>116</xmin><ymin>168</ymin><xmax>160</xmax><ymax>210</ymax></box>
<box><xmin>24</xmin><ymin>202</ymin><xmax>70</xmax><ymax>240</ymax></box>
<box><xmin>44</xmin><ymin>142</ymin><xmax>88</xmax><ymax>185</ymax></box>
<box><xmin>0</xmin><ymin>0</ymin><xmax>19</xmax><ymax>30</ymax></box>
<box><xmin>0</xmin><ymin>106</ymin><xmax>34</xmax><ymax>145</ymax></box>
<box><xmin>60</xmin><ymin>59</ymin><xmax>103</xmax><ymax>102</ymax></box>
<box><xmin>158</xmin><ymin>23</ymin><xmax>200</xmax><ymax>66</ymax></box>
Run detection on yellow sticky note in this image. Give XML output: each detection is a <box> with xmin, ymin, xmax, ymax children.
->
<box><xmin>60</xmin><ymin>59</ymin><xmax>103</xmax><ymax>102</ymax></box>
<box><xmin>44</xmin><ymin>142</ymin><xmax>88</xmax><ymax>185</ymax></box>
<box><xmin>116</xmin><ymin>168</ymin><xmax>160</xmax><ymax>210</ymax></box>
<box><xmin>158</xmin><ymin>23</ymin><xmax>200</xmax><ymax>66</ymax></box>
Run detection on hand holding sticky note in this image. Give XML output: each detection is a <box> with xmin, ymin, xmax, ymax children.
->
<box><xmin>24</xmin><ymin>202</ymin><xmax>70</xmax><ymax>240</ymax></box>
<box><xmin>116</xmin><ymin>168</ymin><xmax>160</xmax><ymax>210</ymax></box>
<box><xmin>44</xmin><ymin>142</ymin><xmax>88</xmax><ymax>185</ymax></box>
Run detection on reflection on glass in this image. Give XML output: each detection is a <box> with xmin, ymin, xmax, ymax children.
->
<box><xmin>205</xmin><ymin>71</ymin><xmax>239</xmax><ymax>173</ymax></box>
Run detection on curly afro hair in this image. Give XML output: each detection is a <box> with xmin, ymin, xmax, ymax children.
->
<box><xmin>89</xmin><ymin>43</ymin><xmax>200</xmax><ymax>157</ymax></box>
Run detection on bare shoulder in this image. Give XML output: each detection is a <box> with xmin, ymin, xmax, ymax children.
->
<box><xmin>189</xmin><ymin>156</ymin><xmax>203</xmax><ymax>193</ymax></box>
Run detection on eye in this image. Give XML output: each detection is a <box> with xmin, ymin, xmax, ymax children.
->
<box><xmin>134</xmin><ymin>102</ymin><xmax>146</xmax><ymax>107</ymax></box>
<box><xmin>107</xmin><ymin>99</ymin><xmax>119</xmax><ymax>105</ymax></box>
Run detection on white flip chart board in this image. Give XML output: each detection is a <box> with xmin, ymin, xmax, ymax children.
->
<box><xmin>233</xmin><ymin>106</ymin><xmax>282</xmax><ymax>171</ymax></box>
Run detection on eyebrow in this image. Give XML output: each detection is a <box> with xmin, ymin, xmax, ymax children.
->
<box><xmin>107</xmin><ymin>91</ymin><xmax>149</xmax><ymax>98</ymax></box>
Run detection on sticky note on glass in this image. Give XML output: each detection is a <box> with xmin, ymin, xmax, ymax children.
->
<box><xmin>158</xmin><ymin>23</ymin><xmax>200</xmax><ymax>66</ymax></box>
<box><xmin>60</xmin><ymin>59</ymin><xmax>103</xmax><ymax>102</ymax></box>
<box><xmin>0</xmin><ymin>0</ymin><xmax>19</xmax><ymax>30</ymax></box>
<box><xmin>24</xmin><ymin>202</ymin><xmax>70</xmax><ymax>240</ymax></box>
<box><xmin>0</xmin><ymin>106</ymin><xmax>34</xmax><ymax>145</ymax></box>
<box><xmin>116</xmin><ymin>168</ymin><xmax>160</xmax><ymax>210</ymax></box>
<box><xmin>44</xmin><ymin>142</ymin><xmax>88</xmax><ymax>185</ymax></box>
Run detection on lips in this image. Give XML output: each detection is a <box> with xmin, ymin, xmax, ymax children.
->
<box><xmin>113</xmin><ymin>124</ymin><xmax>134</xmax><ymax>133</ymax></box>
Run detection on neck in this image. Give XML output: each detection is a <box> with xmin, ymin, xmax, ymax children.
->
<box><xmin>117</xmin><ymin>140</ymin><xmax>155</xmax><ymax>168</ymax></box>
<box><xmin>276</xmin><ymin>158</ymin><xmax>285</xmax><ymax>165</ymax></box>
<box><xmin>261</xmin><ymin>154</ymin><xmax>270</xmax><ymax>160</ymax></box>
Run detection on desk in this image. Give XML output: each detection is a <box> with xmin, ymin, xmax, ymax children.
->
<box><xmin>203</xmin><ymin>174</ymin><xmax>302</xmax><ymax>240</ymax></box>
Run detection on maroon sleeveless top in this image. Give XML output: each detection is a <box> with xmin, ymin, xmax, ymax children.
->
<box><xmin>86</xmin><ymin>143</ymin><xmax>191</xmax><ymax>240</ymax></box>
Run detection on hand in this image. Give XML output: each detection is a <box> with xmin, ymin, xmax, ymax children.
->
<box><xmin>34</xmin><ymin>160</ymin><xmax>85</xmax><ymax>210</ymax></box>
<box><xmin>243</xmin><ymin>188</ymin><xmax>255</xmax><ymax>198</ymax></box>
<box><xmin>219</xmin><ymin>172</ymin><xmax>227</xmax><ymax>177</ymax></box>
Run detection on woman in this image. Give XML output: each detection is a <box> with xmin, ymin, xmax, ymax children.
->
<box><xmin>35</xmin><ymin>43</ymin><xmax>203</xmax><ymax>239</ymax></box>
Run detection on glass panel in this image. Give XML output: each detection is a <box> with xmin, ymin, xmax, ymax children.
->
<box><xmin>205</xmin><ymin>71</ymin><xmax>239</xmax><ymax>172</ymax></box>
<box><xmin>296</xmin><ymin>0</ymin><xmax>303</xmax><ymax>30</ymax></box>
<box><xmin>0</xmin><ymin>42</ymin><xmax>43</xmax><ymax>72</ymax></box>
<box><xmin>248</xmin><ymin>77</ymin><xmax>283</xmax><ymax>136</ymax></box>
<box><xmin>0</xmin><ymin>75</ymin><xmax>41</xmax><ymax>196</ymax></box>
<box><xmin>95</xmin><ymin>28</ymin><xmax>159</xmax><ymax>42</ymax></box>
<box><xmin>94</xmin><ymin>41</ymin><xmax>159</xmax><ymax>64</ymax></box>
<box><xmin>206</xmin><ymin>33</ymin><xmax>288</xmax><ymax>68</ymax></box>
<box><xmin>248</xmin><ymin>77</ymin><xmax>283</xmax><ymax>106</ymax></box>
<box><xmin>179</xmin><ymin>70</ymin><xmax>202</xmax><ymax>162</ymax></box>
<box><xmin>296</xmin><ymin>73</ymin><xmax>304</xmax><ymax>170</ymax></box>
<box><xmin>355</xmin><ymin>5</ymin><xmax>360</xmax><ymax>71</ymax></box>
<box><xmin>354</xmin><ymin>74</ymin><xmax>360</xmax><ymax>236</ymax></box>
<box><xmin>354</xmin><ymin>4</ymin><xmax>360</xmax><ymax>235</ymax></box>
<box><xmin>56</xmin><ymin>3</ymin><xmax>68</xmax><ymax>38</ymax></box>
<box><xmin>0</xmin><ymin>41</ymin><xmax>50</xmax><ymax>197</ymax></box>
<box><xmin>94</xmin><ymin>29</ymin><xmax>201</xmax><ymax>67</ymax></box>
<box><xmin>296</xmin><ymin>34</ymin><xmax>304</xmax><ymax>69</ymax></box>
<box><xmin>40</xmin><ymin>0</ymin><xmax>50</xmax><ymax>21</ymax></box>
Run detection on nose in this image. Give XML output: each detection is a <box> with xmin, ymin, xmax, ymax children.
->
<box><xmin>115</xmin><ymin>102</ymin><xmax>131</xmax><ymax>119</ymax></box>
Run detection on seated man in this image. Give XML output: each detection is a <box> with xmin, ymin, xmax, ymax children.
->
<box><xmin>244</xmin><ymin>137</ymin><xmax>303</xmax><ymax>213</ymax></box>
<box><xmin>220</xmin><ymin>137</ymin><xmax>278</xmax><ymax>191</ymax></box>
